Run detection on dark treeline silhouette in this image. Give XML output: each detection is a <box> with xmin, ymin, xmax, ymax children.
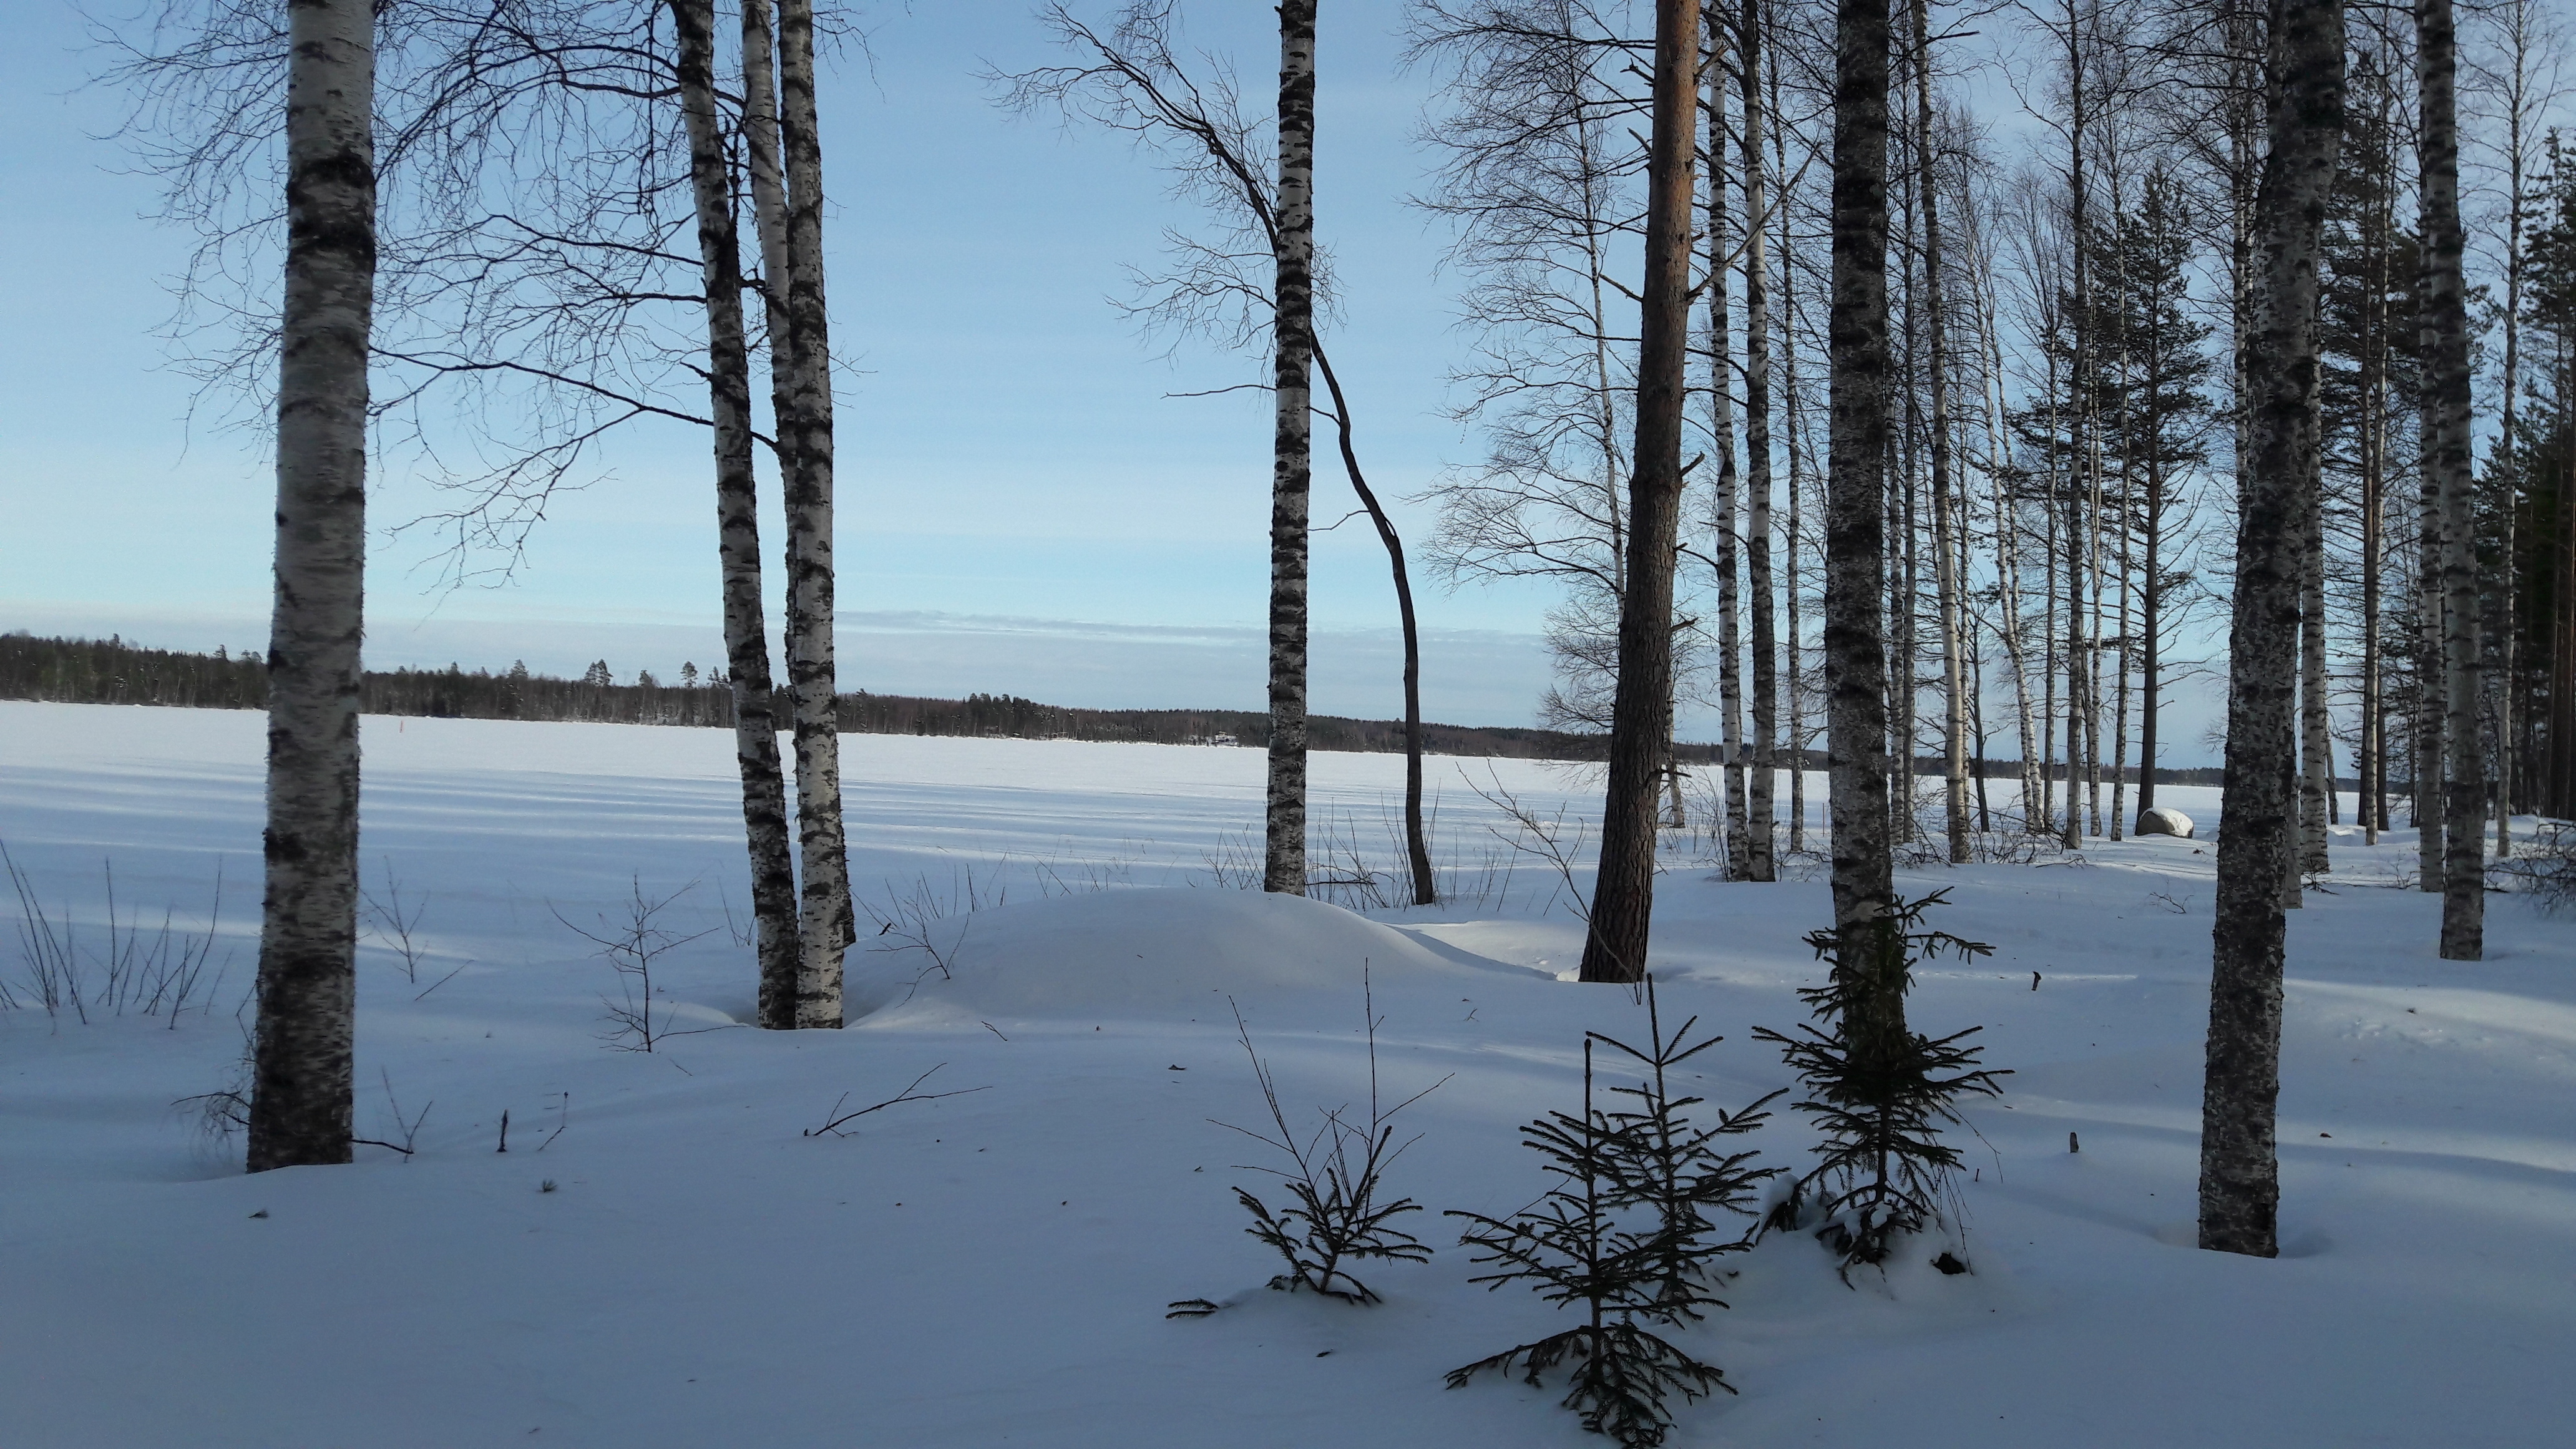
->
<box><xmin>2</xmin><ymin>631</ymin><xmax>1676</xmax><ymax>761</ymax></box>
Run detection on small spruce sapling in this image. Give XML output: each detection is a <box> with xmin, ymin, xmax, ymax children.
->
<box><xmin>1172</xmin><ymin>973</ymin><xmax>1443</xmax><ymax>1316</ymax></box>
<box><xmin>1753</xmin><ymin>889</ymin><xmax>2008</xmax><ymax>1276</ymax></box>
<box><xmin>1448</xmin><ymin>987</ymin><xmax>1779</xmax><ymax>1449</ymax></box>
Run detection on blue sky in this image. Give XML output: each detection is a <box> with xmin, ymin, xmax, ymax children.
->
<box><xmin>3</xmin><ymin>1</ymin><xmax>2252</xmax><ymax>758</ymax></box>
<box><xmin>4</xmin><ymin>2</ymin><xmax>1597</xmax><ymax>724</ymax></box>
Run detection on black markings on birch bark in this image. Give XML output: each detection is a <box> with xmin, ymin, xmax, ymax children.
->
<box><xmin>764</xmin><ymin>0</ymin><xmax>856</xmax><ymax>1024</ymax></box>
<box><xmin>1823</xmin><ymin>0</ymin><xmax>1902</xmax><ymax>1057</ymax></box>
<box><xmin>248</xmin><ymin>0</ymin><xmax>374</xmax><ymax>1174</ymax></box>
<box><xmin>1266</xmin><ymin>0</ymin><xmax>1317</xmax><ymax>897</ymax></box>
<box><xmin>1707</xmin><ymin>11</ymin><xmax>1750</xmax><ymax>881</ymax></box>
<box><xmin>674</xmin><ymin>0</ymin><xmax>802</xmax><ymax>1029</ymax></box>
<box><xmin>1910</xmin><ymin>0</ymin><xmax>1967</xmax><ymax>866</ymax></box>
<box><xmin>1578</xmin><ymin>0</ymin><xmax>1700</xmax><ymax>984</ymax></box>
<box><xmin>2200</xmin><ymin>0</ymin><xmax>2343</xmax><ymax>1259</ymax></box>
<box><xmin>1741</xmin><ymin>0</ymin><xmax>1779</xmax><ymax>883</ymax></box>
<box><xmin>2420</xmin><ymin>0</ymin><xmax>2486</xmax><ymax>960</ymax></box>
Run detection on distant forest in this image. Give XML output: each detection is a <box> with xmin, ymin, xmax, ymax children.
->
<box><xmin>0</xmin><ymin>632</ymin><xmax>2269</xmax><ymax>783</ymax></box>
<box><xmin>0</xmin><ymin>631</ymin><xmax>1652</xmax><ymax>761</ymax></box>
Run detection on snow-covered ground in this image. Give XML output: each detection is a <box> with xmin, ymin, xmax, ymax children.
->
<box><xmin>3</xmin><ymin>699</ymin><xmax>2571</xmax><ymax>1447</ymax></box>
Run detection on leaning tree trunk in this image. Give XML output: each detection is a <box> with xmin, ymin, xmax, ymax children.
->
<box><xmin>2421</xmin><ymin>0</ymin><xmax>2485</xmax><ymax>960</ymax></box>
<box><xmin>1578</xmin><ymin>0</ymin><xmax>1701</xmax><ymax>984</ymax></box>
<box><xmin>1911</xmin><ymin>0</ymin><xmax>1968</xmax><ymax>866</ymax></box>
<box><xmin>1315</xmin><ymin>345</ymin><xmax>1436</xmax><ymax>905</ymax></box>
<box><xmin>1823</xmin><ymin>0</ymin><xmax>1903</xmax><ymax>1060</ymax></box>
<box><xmin>248</xmin><ymin>0</ymin><xmax>374</xmax><ymax>1174</ymax></box>
<box><xmin>1742</xmin><ymin>0</ymin><xmax>1780</xmax><ymax>882</ymax></box>
<box><xmin>2200</xmin><ymin>0</ymin><xmax>2343</xmax><ymax>1260</ymax></box>
<box><xmin>759</xmin><ymin>0</ymin><xmax>856</xmax><ymax>1026</ymax></box>
<box><xmin>675</xmin><ymin>0</ymin><xmax>801</xmax><ymax>1027</ymax></box>
<box><xmin>1264</xmin><ymin>0</ymin><xmax>1318</xmax><ymax>896</ymax></box>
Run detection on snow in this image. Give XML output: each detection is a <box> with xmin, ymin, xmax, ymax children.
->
<box><xmin>3</xmin><ymin>698</ymin><xmax>2572</xmax><ymax>1447</ymax></box>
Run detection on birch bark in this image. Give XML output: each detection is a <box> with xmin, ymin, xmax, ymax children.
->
<box><xmin>1824</xmin><ymin>0</ymin><xmax>1903</xmax><ymax>1058</ymax></box>
<box><xmin>675</xmin><ymin>0</ymin><xmax>801</xmax><ymax>1027</ymax></box>
<box><xmin>1911</xmin><ymin>0</ymin><xmax>1968</xmax><ymax>864</ymax></box>
<box><xmin>1265</xmin><ymin>0</ymin><xmax>1317</xmax><ymax>895</ymax></box>
<box><xmin>1742</xmin><ymin>0</ymin><xmax>1779</xmax><ymax>881</ymax></box>
<box><xmin>763</xmin><ymin>0</ymin><xmax>856</xmax><ymax>1025</ymax></box>
<box><xmin>248</xmin><ymin>0</ymin><xmax>374</xmax><ymax>1173</ymax></box>
<box><xmin>2200</xmin><ymin>0</ymin><xmax>2343</xmax><ymax>1259</ymax></box>
<box><xmin>2421</xmin><ymin>0</ymin><xmax>2486</xmax><ymax>959</ymax></box>
<box><xmin>1707</xmin><ymin>18</ymin><xmax>1750</xmax><ymax>881</ymax></box>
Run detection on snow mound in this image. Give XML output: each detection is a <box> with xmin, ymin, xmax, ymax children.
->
<box><xmin>847</xmin><ymin>887</ymin><xmax>1544</xmax><ymax>1025</ymax></box>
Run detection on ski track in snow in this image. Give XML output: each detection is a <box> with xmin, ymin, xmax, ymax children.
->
<box><xmin>2</xmin><ymin>700</ymin><xmax>2571</xmax><ymax>1447</ymax></box>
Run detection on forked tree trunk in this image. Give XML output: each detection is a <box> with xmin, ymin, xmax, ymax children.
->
<box><xmin>1742</xmin><ymin>0</ymin><xmax>1779</xmax><ymax>882</ymax></box>
<box><xmin>675</xmin><ymin>0</ymin><xmax>801</xmax><ymax>1026</ymax></box>
<box><xmin>2200</xmin><ymin>0</ymin><xmax>2343</xmax><ymax>1260</ymax></box>
<box><xmin>1578</xmin><ymin>0</ymin><xmax>1700</xmax><ymax>984</ymax></box>
<box><xmin>1265</xmin><ymin>0</ymin><xmax>1317</xmax><ymax>896</ymax></box>
<box><xmin>760</xmin><ymin>0</ymin><xmax>856</xmax><ymax>1026</ymax></box>
<box><xmin>2421</xmin><ymin>0</ymin><xmax>2484</xmax><ymax>960</ymax></box>
<box><xmin>1911</xmin><ymin>0</ymin><xmax>1967</xmax><ymax>865</ymax></box>
<box><xmin>1823</xmin><ymin>0</ymin><xmax>1903</xmax><ymax>1059</ymax></box>
<box><xmin>1314</xmin><ymin>346</ymin><xmax>1435</xmax><ymax>904</ymax></box>
<box><xmin>248</xmin><ymin>0</ymin><xmax>374</xmax><ymax>1174</ymax></box>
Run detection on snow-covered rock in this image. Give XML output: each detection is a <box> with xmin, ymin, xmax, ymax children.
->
<box><xmin>2137</xmin><ymin>805</ymin><xmax>2195</xmax><ymax>838</ymax></box>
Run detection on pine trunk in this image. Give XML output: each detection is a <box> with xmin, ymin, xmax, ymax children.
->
<box><xmin>676</xmin><ymin>0</ymin><xmax>802</xmax><ymax>1028</ymax></box>
<box><xmin>248</xmin><ymin>0</ymin><xmax>374</xmax><ymax>1174</ymax></box>
<box><xmin>1823</xmin><ymin>0</ymin><xmax>1903</xmax><ymax>1058</ymax></box>
<box><xmin>2421</xmin><ymin>0</ymin><xmax>2485</xmax><ymax>959</ymax></box>
<box><xmin>1266</xmin><ymin>0</ymin><xmax>1317</xmax><ymax>896</ymax></box>
<box><xmin>2200</xmin><ymin>0</ymin><xmax>2343</xmax><ymax>1259</ymax></box>
<box><xmin>1578</xmin><ymin>0</ymin><xmax>1700</xmax><ymax>983</ymax></box>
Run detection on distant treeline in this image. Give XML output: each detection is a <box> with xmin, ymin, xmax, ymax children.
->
<box><xmin>0</xmin><ymin>632</ymin><xmax>1639</xmax><ymax>761</ymax></box>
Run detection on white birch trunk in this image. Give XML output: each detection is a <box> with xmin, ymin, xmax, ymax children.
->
<box><xmin>1264</xmin><ymin>1</ymin><xmax>1317</xmax><ymax>895</ymax></box>
<box><xmin>248</xmin><ymin>0</ymin><xmax>374</xmax><ymax>1174</ymax></box>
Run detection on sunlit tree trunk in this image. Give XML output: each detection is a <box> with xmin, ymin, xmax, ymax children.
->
<box><xmin>2201</xmin><ymin>0</ymin><xmax>2343</xmax><ymax>1260</ymax></box>
<box><xmin>1579</xmin><ymin>0</ymin><xmax>1701</xmax><ymax>983</ymax></box>
<box><xmin>1265</xmin><ymin>0</ymin><xmax>1317</xmax><ymax>896</ymax></box>
<box><xmin>248</xmin><ymin>0</ymin><xmax>374</xmax><ymax>1174</ymax></box>
<box><xmin>675</xmin><ymin>0</ymin><xmax>801</xmax><ymax>1026</ymax></box>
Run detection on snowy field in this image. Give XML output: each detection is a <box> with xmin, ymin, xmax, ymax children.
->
<box><xmin>3</xmin><ymin>698</ymin><xmax>2573</xmax><ymax>1448</ymax></box>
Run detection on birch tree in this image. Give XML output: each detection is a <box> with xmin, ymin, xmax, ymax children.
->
<box><xmin>1823</xmin><ymin>0</ymin><xmax>1901</xmax><ymax>1046</ymax></box>
<box><xmin>672</xmin><ymin>0</ymin><xmax>802</xmax><ymax>1025</ymax></box>
<box><xmin>247</xmin><ymin>0</ymin><xmax>376</xmax><ymax>1172</ymax></box>
<box><xmin>2420</xmin><ymin>0</ymin><xmax>2485</xmax><ymax>960</ymax></box>
<box><xmin>2200</xmin><ymin>0</ymin><xmax>2344</xmax><ymax>1259</ymax></box>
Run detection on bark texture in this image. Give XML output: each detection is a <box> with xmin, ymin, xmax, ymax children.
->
<box><xmin>769</xmin><ymin>0</ymin><xmax>856</xmax><ymax>1025</ymax></box>
<box><xmin>2419</xmin><ymin>0</ymin><xmax>2485</xmax><ymax>960</ymax></box>
<box><xmin>675</xmin><ymin>0</ymin><xmax>801</xmax><ymax>1027</ymax></box>
<box><xmin>1707</xmin><ymin>15</ymin><xmax>1749</xmax><ymax>880</ymax></box>
<box><xmin>1823</xmin><ymin>0</ymin><xmax>1902</xmax><ymax>1058</ymax></box>
<box><xmin>2200</xmin><ymin>0</ymin><xmax>2343</xmax><ymax>1259</ymax></box>
<box><xmin>248</xmin><ymin>0</ymin><xmax>375</xmax><ymax>1174</ymax></box>
<box><xmin>1740</xmin><ymin>0</ymin><xmax>1779</xmax><ymax>883</ymax></box>
<box><xmin>1911</xmin><ymin>0</ymin><xmax>1966</xmax><ymax>865</ymax></box>
<box><xmin>1578</xmin><ymin>0</ymin><xmax>1700</xmax><ymax>983</ymax></box>
<box><xmin>1265</xmin><ymin>0</ymin><xmax>1317</xmax><ymax>896</ymax></box>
